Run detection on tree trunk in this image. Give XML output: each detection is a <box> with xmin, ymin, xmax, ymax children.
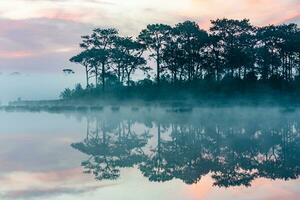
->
<box><xmin>174</xmin><ymin>69</ymin><xmax>177</xmax><ymax>84</ymax></box>
<box><xmin>157</xmin><ymin>123</ymin><xmax>161</xmax><ymax>153</ymax></box>
<box><xmin>118</xmin><ymin>66</ymin><xmax>121</xmax><ymax>83</ymax></box>
<box><xmin>156</xmin><ymin>49</ymin><xmax>160</xmax><ymax>86</ymax></box>
<box><xmin>216</xmin><ymin>65</ymin><xmax>219</xmax><ymax>81</ymax></box>
<box><xmin>188</xmin><ymin>64</ymin><xmax>191</xmax><ymax>82</ymax></box>
<box><xmin>127</xmin><ymin>73</ymin><xmax>130</xmax><ymax>87</ymax></box>
<box><xmin>102</xmin><ymin>62</ymin><xmax>105</xmax><ymax>92</ymax></box>
<box><xmin>298</xmin><ymin>53</ymin><xmax>300</xmax><ymax>76</ymax></box>
<box><xmin>95</xmin><ymin>66</ymin><xmax>98</xmax><ymax>86</ymax></box>
<box><xmin>85</xmin><ymin>65</ymin><xmax>89</xmax><ymax>88</ymax></box>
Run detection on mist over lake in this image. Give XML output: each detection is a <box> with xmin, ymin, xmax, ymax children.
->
<box><xmin>0</xmin><ymin>73</ymin><xmax>84</xmax><ymax>104</ymax></box>
<box><xmin>1</xmin><ymin>106</ymin><xmax>300</xmax><ymax>200</ymax></box>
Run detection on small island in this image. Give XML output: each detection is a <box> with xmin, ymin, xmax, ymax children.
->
<box><xmin>6</xmin><ymin>18</ymin><xmax>300</xmax><ymax>109</ymax></box>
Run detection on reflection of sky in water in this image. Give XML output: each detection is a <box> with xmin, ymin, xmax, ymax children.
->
<box><xmin>0</xmin><ymin>108</ymin><xmax>300</xmax><ymax>200</ymax></box>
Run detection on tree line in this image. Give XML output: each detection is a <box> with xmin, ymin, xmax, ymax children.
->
<box><xmin>63</xmin><ymin>18</ymin><xmax>300</xmax><ymax>99</ymax></box>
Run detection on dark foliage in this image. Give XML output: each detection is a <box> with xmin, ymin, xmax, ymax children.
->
<box><xmin>64</xmin><ymin>18</ymin><xmax>300</xmax><ymax>101</ymax></box>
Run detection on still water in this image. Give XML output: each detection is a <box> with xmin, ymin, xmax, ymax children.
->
<box><xmin>0</xmin><ymin>107</ymin><xmax>300</xmax><ymax>200</ymax></box>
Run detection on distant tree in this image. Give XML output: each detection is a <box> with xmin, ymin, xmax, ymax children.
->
<box><xmin>60</xmin><ymin>88</ymin><xmax>72</xmax><ymax>99</ymax></box>
<box><xmin>112</xmin><ymin>36</ymin><xmax>148</xmax><ymax>86</ymax></box>
<box><xmin>173</xmin><ymin>21</ymin><xmax>209</xmax><ymax>81</ymax></box>
<box><xmin>255</xmin><ymin>45</ymin><xmax>280</xmax><ymax>80</ymax></box>
<box><xmin>162</xmin><ymin>38</ymin><xmax>185</xmax><ymax>83</ymax></box>
<box><xmin>70</xmin><ymin>50</ymin><xmax>93</xmax><ymax>88</ymax></box>
<box><xmin>202</xmin><ymin>35</ymin><xmax>224</xmax><ymax>81</ymax></box>
<box><xmin>62</xmin><ymin>68</ymin><xmax>75</xmax><ymax>75</ymax></box>
<box><xmin>138</xmin><ymin>24</ymin><xmax>172</xmax><ymax>86</ymax></box>
<box><xmin>276</xmin><ymin>24</ymin><xmax>299</xmax><ymax>80</ymax></box>
<box><xmin>210</xmin><ymin>19</ymin><xmax>255</xmax><ymax>78</ymax></box>
<box><xmin>66</xmin><ymin>18</ymin><xmax>300</xmax><ymax>100</ymax></box>
<box><xmin>80</xmin><ymin>28</ymin><xmax>119</xmax><ymax>91</ymax></box>
<box><xmin>257</xmin><ymin>24</ymin><xmax>300</xmax><ymax>80</ymax></box>
<box><xmin>256</xmin><ymin>25</ymin><xmax>282</xmax><ymax>79</ymax></box>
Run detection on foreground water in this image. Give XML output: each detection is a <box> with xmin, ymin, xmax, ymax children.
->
<box><xmin>0</xmin><ymin>107</ymin><xmax>300</xmax><ymax>200</ymax></box>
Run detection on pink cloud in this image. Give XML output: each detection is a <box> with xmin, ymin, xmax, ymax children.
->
<box><xmin>0</xmin><ymin>17</ymin><xmax>91</xmax><ymax>72</ymax></box>
<box><xmin>0</xmin><ymin>0</ymin><xmax>298</xmax><ymax>73</ymax></box>
<box><xmin>0</xmin><ymin>50</ymin><xmax>34</xmax><ymax>59</ymax></box>
<box><xmin>39</xmin><ymin>9</ymin><xmax>89</xmax><ymax>22</ymax></box>
<box><xmin>189</xmin><ymin>0</ymin><xmax>300</xmax><ymax>28</ymax></box>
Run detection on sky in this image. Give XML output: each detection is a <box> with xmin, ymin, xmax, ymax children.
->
<box><xmin>0</xmin><ymin>0</ymin><xmax>299</xmax><ymax>102</ymax></box>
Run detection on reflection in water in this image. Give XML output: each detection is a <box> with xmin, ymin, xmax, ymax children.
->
<box><xmin>71</xmin><ymin>108</ymin><xmax>300</xmax><ymax>188</ymax></box>
<box><xmin>72</xmin><ymin>119</ymin><xmax>149</xmax><ymax>181</ymax></box>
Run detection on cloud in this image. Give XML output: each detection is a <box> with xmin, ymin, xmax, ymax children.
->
<box><xmin>0</xmin><ymin>1</ymin><xmax>185</xmax><ymax>73</ymax></box>
<box><xmin>187</xmin><ymin>0</ymin><xmax>300</xmax><ymax>28</ymax></box>
<box><xmin>0</xmin><ymin>0</ymin><xmax>298</xmax><ymax>73</ymax></box>
<box><xmin>0</xmin><ymin>17</ymin><xmax>93</xmax><ymax>53</ymax></box>
<box><xmin>0</xmin><ymin>50</ymin><xmax>33</xmax><ymax>59</ymax></box>
<box><xmin>0</xmin><ymin>17</ymin><xmax>94</xmax><ymax>72</ymax></box>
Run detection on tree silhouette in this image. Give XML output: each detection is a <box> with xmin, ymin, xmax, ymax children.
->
<box><xmin>210</xmin><ymin>18</ymin><xmax>255</xmax><ymax>78</ymax></box>
<box><xmin>138</xmin><ymin>24</ymin><xmax>172</xmax><ymax>86</ymax></box>
<box><xmin>64</xmin><ymin>18</ymin><xmax>300</xmax><ymax>101</ymax></box>
<box><xmin>70</xmin><ymin>51</ymin><xmax>90</xmax><ymax>87</ymax></box>
<box><xmin>173</xmin><ymin>21</ymin><xmax>208</xmax><ymax>81</ymax></box>
<box><xmin>79</xmin><ymin>28</ymin><xmax>118</xmax><ymax>91</ymax></box>
<box><xmin>112</xmin><ymin>36</ymin><xmax>148</xmax><ymax>86</ymax></box>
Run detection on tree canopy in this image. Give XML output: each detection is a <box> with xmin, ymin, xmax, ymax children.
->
<box><xmin>64</xmin><ymin>18</ymin><xmax>300</xmax><ymax>100</ymax></box>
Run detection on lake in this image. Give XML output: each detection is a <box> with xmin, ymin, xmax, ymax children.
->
<box><xmin>1</xmin><ymin>107</ymin><xmax>300</xmax><ymax>200</ymax></box>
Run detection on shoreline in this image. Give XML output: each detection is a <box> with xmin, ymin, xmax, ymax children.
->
<box><xmin>2</xmin><ymin>97</ymin><xmax>300</xmax><ymax>114</ymax></box>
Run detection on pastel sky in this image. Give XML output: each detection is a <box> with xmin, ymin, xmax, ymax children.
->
<box><xmin>0</xmin><ymin>0</ymin><xmax>299</xmax><ymax>73</ymax></box>
<box><xmin>0</xmin><ymin>0</ymin><xmax>299</xmax><ymax>102</ymax></box>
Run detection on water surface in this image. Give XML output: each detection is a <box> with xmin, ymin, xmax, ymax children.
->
<box><xmin>1</xmin><ymin>107</ymin><xmax>300</xmax><ymax>200</ymax></box>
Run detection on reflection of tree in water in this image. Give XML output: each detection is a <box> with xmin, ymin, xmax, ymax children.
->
<box><xmin>72</xmin><ymin>118</ymin><xmax>150</xmax><ymax>180</ymax></box>
<box><xmin>71</xmin><ymin>110</ymin><xmax>300</xmax><ymax>187</ymax></box>
<box><xmin>139</xmin><ymin>123</ymin><xmax>215</xmax><ymax>184</ymax></box>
